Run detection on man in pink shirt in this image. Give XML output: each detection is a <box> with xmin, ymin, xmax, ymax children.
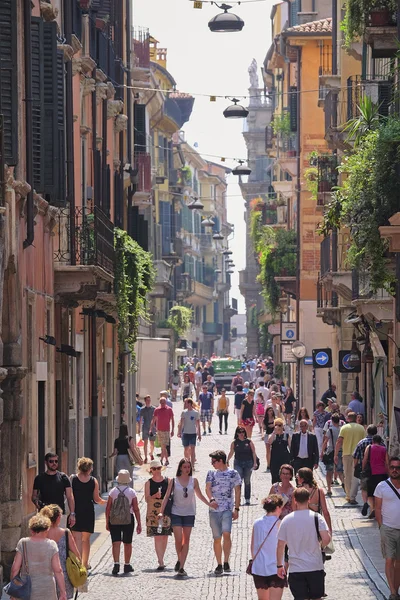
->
<box><xmin>151</xmin><ymin>396</ymin><xmax>174</xmax><ymax>466</ymax></box>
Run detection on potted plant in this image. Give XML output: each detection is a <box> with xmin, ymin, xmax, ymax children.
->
<box><xmin>250</xmin><ymin>197</ymin><xmax>265</xmax><ymax>212</ymax></box>
<box><xmin>342</xmin><ymin>0</ymin><xmax>396</xmax><ymax>48</ymax></box>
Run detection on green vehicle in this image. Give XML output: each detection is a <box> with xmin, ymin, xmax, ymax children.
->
<box><xmin>212</xmin><ymin>358</ymin><xmax>242</xmax><ymax>392</ymax></box>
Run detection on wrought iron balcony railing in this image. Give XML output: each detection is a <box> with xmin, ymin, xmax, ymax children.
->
<box><xmin>54</xmin><ymin>206</ymin><xmax>114</xmax><ymax>275</ymax></box>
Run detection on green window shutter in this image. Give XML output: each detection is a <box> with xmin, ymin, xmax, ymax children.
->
<box><xmin>31</xmin><ymin>17</ymin><xmax>44</xmax><ymax>193</ymax></box>
<box><xmin>55</xmin><ymin>50</ymin><xmax>66</xmax><ymax>204</ymax></box>
<box><xmin>0</xmin><ymin>0</ymin><xmax>18</xmax><ymax>165</ymax></box>
<box><xmin>42</xmin><ymin>22</ymin><xmax>58</xmax><ymax>202</ymax></box>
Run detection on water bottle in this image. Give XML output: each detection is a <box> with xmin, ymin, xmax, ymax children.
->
<box><xmin>157</xmin><ymin>517</ymin><xmax>163</xmax><ymax>534</ymax></box>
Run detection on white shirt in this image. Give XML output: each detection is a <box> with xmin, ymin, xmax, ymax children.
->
<box><xmin>251</xmin><ymin>515</ymin><xmax>280</xmax><ymax>577</ymax></box>
<box><xmin>298</xmin><ymin>432</ymin><xmax>309</xmax><ymax>458</ymax></box>
<box><xmin>109</xmin><ymin>485</ymin><xmax>136</xmax><ymax>514</ymax></box>
<box><xmin>257</xmin><ymin>387</ymin><xmax>270</xmax><ymax>404</ymax></box>
<box><xmin>278</xmin><ymin>510</ymin><xmax>328</xmax><ymax>572</ymax></box>
<box><xmin>374</xmin><ymin>478</ymin><xmax>400</xmax><ymax>528</ymax></box>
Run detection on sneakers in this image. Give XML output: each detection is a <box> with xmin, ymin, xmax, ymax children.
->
<box><xmin>223</xmin><ymin>562</ymin><xmax>231</xmax><ymax>572</ymax></box>
<box><xmin>124</xmin><ymin>564</ymin><xmax>134</xmax><ymax>574</ymax></box>
<box><xmin>245</xmin><ymin>499</ymin><xmax>250</xmax><ymax>505</ymax></box>
<box><xmin>362</xmin><ymin>502</ymin><xmax>369</xmax><ymax>516</ymax></box>
<box><xmin>208</xmin><ymin>426</ymin><xmax>212</xmax><ymax>433</ymax></box>
<box><xmin>178</xmin><ymin>568</ymin><xmax>187</xmax><ymax>577</ymax></box>
<box><xmin>219</xmin><ymin>430</ymin><xmax>222</xmax><ymax>435</ymax></box>
<box><xmin>225</xmin><ymin>431</ymin><xmax>228</xmax><ymax>435</ymax></box>
<box><xmin>214</xmin><ymin>564</ymin><xmax>223</xmax><ymax>576</ymax></box>
<box><xmin>112</xmin><ymin>563</ymin><xmax>120</xmax><ymax>576</ymax></box>
<box><xmin>203</xmin><ymin>431</ymin><xmax>207</xmax><ymax>436</ymax></box>
<box><xmin>368</xmin><ymin>510</ymin><xmax>375</xmax><ymax>519</ymax></box>
<box><xmin>174</xmin><ymin>561</ymin><xmax>181</xmax><ymax>572</ymax></box>
<box><xmin>349</xmin><ymin>499</ymin><xmax>358</xmax><ymax>505</ymax></box>
<box><xmin>156</xmin><ymin>565</ymin><xmax>165</xmax><ymax>571</ymax></box>
<box><xmin>326</xmin><ymin>491</ymin><xmax>332</xmax><ymax>497</ymax></box>
<box><xmin>332</xmin><ymin>479</ymin><xmax>339</xmax><ymax>485</ymax></box>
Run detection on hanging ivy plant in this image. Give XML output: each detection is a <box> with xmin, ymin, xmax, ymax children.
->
<box><xmin>167</xmin><ymin>305</ymin><xmax>193</xmax><ymax>341</ymax></box>
<box><xmin>114</xmin><ymin>228</ymin><xmax>155</xmax><ymax>368</ymax></box>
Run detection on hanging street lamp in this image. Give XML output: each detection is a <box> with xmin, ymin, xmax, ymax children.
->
<box><xmin>222</xmin><ymin>249</ymin><xmax>233</xmax><ymax>256</ymax></box>
<box><xmin>223</xmin><ymin>98</ymin><xmax>249</xmax><ymax>119</ymax></box>
<box><xmin>348</xmin><ymin>332</ymin><xmax>361</xmax><ymax>370</ymax></box>
<box><xmin>208</xmin><ymin>4</ymin><xmax>245</xmax><ymax>32</ymax></box>
<box><xmin>232</xmin><ymin>160</ymin><xmax>251</xmax><ymax>176</ymax></box>
<box><xmin>202</xmin><ymin>216</ymin><xmax>215</xmax><ymax>227</ymax></box>
<box><xmin>212</xmin><ymin>232</ymin><xmax>224</xmax><ymax>240</ymax></box>
<box><xmin>188</xmin><ymin>197</ymin><xmax>204</xmax><ymax>210</ymax></box>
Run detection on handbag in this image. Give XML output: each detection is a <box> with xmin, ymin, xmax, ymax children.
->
<box><xmin>322</xmin><ymin>429</ymin><xmax>334</xmax><ymax>465</ymax></box>
<box><xmin>360</xmin><ymin>445</ymin><xmax>372</xmax><ymax>479</ymax></box>
<box><xmin>246</xmin><ymin>518</ymin><xmax>279</xmax><ymax>575</ymax></box>
<box><xmin>314</xmin><ymin>513</ymin><xmax>334</xmax><ymax>560</ymax></box>
<box><xmin>254</xmin><ymin>456</ymin><xmax>260</xmax><ymax>471</ymax></box>
<box><xmin>163</xmin><ymin>478</ymin><xmax>175</xmax><ymax>517</ymax></box>
<box><xmin>4</xmin><ymin>541</ymin><xmax>31</xmax><ymax>599</ymax></box>
<box><xmin>65</xmin><ymin>529</ymin><xmax>88</xmax><ymax>588</ymax></box>
<box><xmin>354</xmin><ymin>463</ymin><xmax>362</xmax><ymax>479</ymax></box>
<box><xmin>128</xmin><ymin>446</ymin><xmax>143</xmax><ymax>466</ymax></box>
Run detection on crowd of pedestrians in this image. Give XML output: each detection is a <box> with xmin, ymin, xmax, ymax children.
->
<box><xmin>6</xmin><ymin>355</ymin><xmax>400</xmax><ymax>600</ymax></box>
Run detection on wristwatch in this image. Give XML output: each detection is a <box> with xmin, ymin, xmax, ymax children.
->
<box><xmin>277</xmin><ymin>565</ymin><xmax>283</xmax><ymax>568</ymax></box>
<box><xmin>70</xmin><ymin>512</ymin><xmax>76</xmax><ymax>516</ymax></box>
<box><xmin>209</xmin><ymin>497</ymin><xmax>215</xmax><ymax>503</ymax></box>
<box><xmin>235</xmin><ymin>507</ymin><xmax>240</xmax><ymax>511</ymax></box>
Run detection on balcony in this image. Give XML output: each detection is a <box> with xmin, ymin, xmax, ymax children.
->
<box><xmin>351</xmin><ymin>270</ymin><xmax>392</xmax><ymax>321</ymax></box>
<box><xmin>132</xmin><ymin>28</ymin><xmax>151</xmax><ymax>87</ymax></box>
<box><xmin>163</xmin><ymin>98</ymin><xmax>183</xmax><ymax>131</ymax></box>
<box><xmin>224</xmin><ymin>305</ymin><xmax>238</xmax><ymax>319</ymax></box>
<box><xmin>54</xmin><ymin>206</ymin><xmax>114</xmax><ymax>304</ymax></box>
<box><xmin>202</xmin><ymin>322</ymin><xmax>223</xmax><ymax>340</ymax></box>
<box><xmin>149</xmin><ymin>260</ymin><xmax>173</xmax><ymax>298</ymax></box>
<box><xmin>365</xmin><ymin>11</ymin><xmax>397</xmax><ymax>58</ymax></box>
<box><xmin>317</xmin><ymin>155</ymin><xmax>338</xmax><ymax>206</ymax></box>
<box><xmin>317</xmin><ymin>275</ymin><xmax>340</xmax><ymax>326</ymax></box>
<box><xmin>133</xmin><ymin>153</ymin><xmax>152</xmax><ymax>206</ymax></box>
<box><xmin>186</xmin><ymin>281</ymin><xmax>214</xmax><ymax>306</ymax></box>
<box><xmin>319</xmin><ymin>232</ymin><xmax>353</xmax><ymax>302</ymax></box>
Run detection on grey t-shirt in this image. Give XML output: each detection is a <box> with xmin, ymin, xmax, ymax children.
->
<box><xmin>140</xmin><ymin>405</ymin><xmax>155</xmax><ymax>431</ymax></box>
<box><xmin>181</xmin><ymin>409</ymin><xmax>200</xmax><ymax>434</ymax></box>
<box><xmin>278</xmin><ymin>509</ymin><xmax>328</xmax><ymax>572</ymax></box>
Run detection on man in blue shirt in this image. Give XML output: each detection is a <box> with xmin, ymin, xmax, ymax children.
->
<box><xmin>199</xmin><ymin>384</ymin><xmax>214</xmax><ymax>435</ymax></box>
<box><xmin>348</xmin><ymin>391</ymin><xmax>365</xmax><ymax>416</ymax></box>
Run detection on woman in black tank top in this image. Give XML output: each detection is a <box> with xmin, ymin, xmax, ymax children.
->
<box><xmin>227</xmin><ymin>427</ymin><xmax>257</xmax><ymax>505</ymax></box>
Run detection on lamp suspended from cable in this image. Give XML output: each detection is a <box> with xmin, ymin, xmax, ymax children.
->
<box><xmin>223</xmin><ymin>98</ymin><xmax>249</xmax><ymax>119</ymax></box>
<box><xmin>208</xmin><ymin>3</ymin><xmax>245</xmax><ymax>32</ymax></box>
<box><xmin>362</xmin><ymin>332</ymin><xmax>374</xmax><ymax>364</ymax></box>
<box><xmin>188</xmin><ymin>197</ymin><xmax>204</xmax><ymax>210</ymax></box>
<box><xmin>213</xmin><ymin>232</ymin><xmax>224</xmax><ymax>240</ymax></box>
<box><xmin>215</xmin><ymin>268</ymin><xmax>222</xmax><ymax>274</ymax></box>
<box><xmin>202</xmin><ymin>216</ymin><xmax>215</xmax><ymax>227</ymax></box>
<box><xmin>232</xmin><ymin>160</ymin><xmax>251</xmax><ymax>176</ymax></box>
<box><xmin>348</xmin><ymin>333</ymin><xmax>361</xmax><ymax>369</ymax></box>
<box><xmin>226</xmin><ymin>269</ymin><xmax>234</xmax><ymax>274</ymax></box>
<box><xmin>222</xmin><ymin>249</ymin><xmax>233</xmax><ymax>256</ymax></box>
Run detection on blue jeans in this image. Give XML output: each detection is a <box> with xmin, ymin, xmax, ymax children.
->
<box><xmin>234</xmin><ymin>459</ymin><xmax>253</xmax><ymax>501</ymax></box>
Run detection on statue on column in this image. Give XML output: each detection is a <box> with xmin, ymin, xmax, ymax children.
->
<box><xmin>248</xmin><ymin>58</ymin><xmax>259</xmax><ymax>89</ymax></box>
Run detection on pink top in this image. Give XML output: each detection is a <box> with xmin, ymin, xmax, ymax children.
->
<box><xmin>370</xmin><ymin>444</ymin><xmax>387</xmax><ymax>475</ymax></box>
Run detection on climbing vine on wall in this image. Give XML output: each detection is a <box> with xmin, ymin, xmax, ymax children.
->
<box><xmin>114</xmin><ymin>228</ymin><xmax>155</xmax><ymax>367</ymax></box>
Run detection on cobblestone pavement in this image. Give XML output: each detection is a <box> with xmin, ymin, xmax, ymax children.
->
<box><xmin>74</xmin><ymin>402</ymin><xmax>390</xmax><ymax>599</ymax></box>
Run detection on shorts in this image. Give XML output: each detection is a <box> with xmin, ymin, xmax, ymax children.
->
<box><xmin>209</xmin><ymin>510</ymin><xmax>233</xmax><ymax>539</ymax></box>
<box><xmin>171</xmin><ymin>513</ymin><xmax>195</xmax><ymax>528</ymax></box>
<box><xmin>242</xmin><ymin>418</ymin><xmax>255</xmax><ymax>427</ymax></box>
<box><xmin>360</xmin><ymin>476</ymin><xmax>368</xmax><ymax>492</ymax></box>
<box><xmin>235</xmin><ymin>408</ymin><xmax>242</xmax><ymax>420</ymax></box>
<box><xmin>367</xmin><ymin>473</ymin><xmax>388</xmax><ymax>497</ymax></box>
<box><xmin>142</xmin><ymin>429</ymin><xmax>155</xmax><ymax>441</ymax></box>
<box><xmin>157</xmin><ymin>430</ymin><xmax>170</xmax><ymax>446</ymax></box>
<box><xmin>380</xmin><ymin>524</ymin><xmax>400</xmax><ymax>559</ymax></box>
<box><xmin>200</xmin><ymin>409</ymin><xmax>212</xmax><ymax>422</ymax></box>
<box><xmin>172</xmin><ymin>384</ymin><xmax>179</xmax><ymax>391</ymax></box>
<box><xmin>182</xmin><ymin>433</ymin><xmax>197</xmax><ymax>447</ymax></box>
<box><xmin>326</xmin><ymin>451</ymin><xmax>343</xmax><ymax>473</ymax></box>
<box><xmin>288</xmin><ymin>569</ymin><xmax>325</xmax><ymax>600</ymax></box>
<box><xmin>253</xmin><ymin>574</ymin><xmax>287</xmax><ymax>590</ymax></box>
<box><xmin>109</xmin><ymin>515</ymin><xmax>135</xmax><ymax>544</ymax></box>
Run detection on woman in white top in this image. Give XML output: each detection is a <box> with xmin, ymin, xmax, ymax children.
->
<box><xmin>251</xmin><ymin>495</ymin><xmax>287</xmax><ymax>600</ymax></box>
<box><xmin>105</xmin><ymin>470</ymin><xmax>142</xmax><ymax>576</ymax></box>
<box><xmin>159</xmin><ymin>458</ymin><xmax>209</xmax><ymax>577</ymax></box>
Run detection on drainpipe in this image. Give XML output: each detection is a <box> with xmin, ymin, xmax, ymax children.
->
<box><xmin>90</xmin><ymin>312</ymin><xmax>100</xmax><ymax>481</ymax></box>
<box><xmin>294</xmin><ymin>45</ymin><xmax>302</xmax><ymax>400</ymax></box>
<box><xmin>23</xmin><ymin>0</ymin><xmax>34</xmax><ymax>249</ymax></box>
<box><xmin>64</xmin><ymin>0</ymin><xmax>76</xmax><ymax>264</ymax></box>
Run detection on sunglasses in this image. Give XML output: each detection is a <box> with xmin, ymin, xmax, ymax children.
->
<box><xmin>389</xmin><ymin>466</ymin><xmax>400</xmax><ymax>470</ymax></box>
<box><xmin>152</xmin><ymin>466</ymin><xmax>162</xmax><ymax>471</ymax></box>
<box><xmin>183</xmin><ymin>487</ymin><xmax>188</xmax><ymax>498</ymax></box>
<box><xmin>48</xmin><ymin>459</ymin><xmax>58</xmax><ymax>464</ymax></box>
<box><xmin>237</xmin><ymin>430</ymin><xmax>246</xmax><ymax>434</ymax></box>
<box><xmin>211</xmin><ymin>459</ymin><xmax>219</xmax><ymax>464</ymax></box>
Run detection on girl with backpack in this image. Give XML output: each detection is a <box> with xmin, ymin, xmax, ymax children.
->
<box><xmin>105</xmin><ymin>470</ymin><xmax>142</xmax><ymax>576</ymax></box>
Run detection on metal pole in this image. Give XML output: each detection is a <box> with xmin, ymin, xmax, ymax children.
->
<box><xmin>312</xmin><ymin>366</ymin><xmax>316</xmax><ymax>412</ymax></box>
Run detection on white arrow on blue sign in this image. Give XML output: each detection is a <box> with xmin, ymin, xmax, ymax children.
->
<box><xmin>315</xmin><ymin>351</ymin><xmax>329</xmax><ymax>366</ymax></box>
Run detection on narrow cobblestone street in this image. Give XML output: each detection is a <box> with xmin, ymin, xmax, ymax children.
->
<box><xmin>83</xmin><ymin>400</ymin><xmax>391</xmax><ymax>600</ymax></box>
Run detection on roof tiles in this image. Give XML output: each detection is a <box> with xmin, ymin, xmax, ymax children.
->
<box><xmin>286</xmin><ymin>17</ymin><xmax>332</xmax><ymax>34</ymax></box>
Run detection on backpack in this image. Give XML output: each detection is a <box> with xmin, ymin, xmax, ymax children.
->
<box><xmin>109</xmin><ymin>486</ymin><xmax>131</xmax><ymax>525</ymax></box>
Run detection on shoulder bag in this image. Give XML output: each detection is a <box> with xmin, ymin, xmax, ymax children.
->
<box><xmin>322</xmin><ymin>429</ymin><xmax>335</xmax><ymax>466</ymax></box>
<box><xmin>361</xmin><ymin>445</ymin><xmax>372</xmax><ymax>479</ymax></box>
<box><xmin>4</xmin><ymin>540</ymin><xmax>31</xmax><ymax>599</ymax></box>
<box><xmin>314</xmin><ymin>513</ymin><xmax>335</xmax><ymax>557</ymax></box>
<box><xmin>65</xmin><ymin>529</ymin><xmax>88</xmax><ymax>588</ymax></box>
<box><xmin>386</xmin><ymin>479</ymin><xmax>400</xmax><ymax>500</ymax></box>
<box><xmin>246</xmin><ymin>518</ymin><xmax>279</xmax><ymax>575</ymax></box>
<box><xmin>127</xmin><ymin>437</ymin><xmax>143</xmax><ymax>466</ymax></box>
<box><xmin>163</xmin><ymin>477</ymin><xmax>175</xmax><ymax>517</ymax></box>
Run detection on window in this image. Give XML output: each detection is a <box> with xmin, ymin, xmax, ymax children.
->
<box><xmin>0</xmin><ymin>0</ymin><xmax>18</xmax><ymax>165</ymax></box>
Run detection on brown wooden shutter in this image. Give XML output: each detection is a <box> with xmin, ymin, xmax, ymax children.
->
<box><xmin>0</xmin><ymin>0</ymin><xmax>18</xmax><ymax>165</ymax></box>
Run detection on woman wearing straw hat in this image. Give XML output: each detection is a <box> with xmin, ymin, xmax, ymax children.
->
<box><xmin>105</xmin><ymin>470</ymin><xmax>142</xmax><ymax>576</ymax></box>
<box><xmin>144</xmin><ymin>459</ymin><xmax>172</xmax><ymax>570</ymax></box>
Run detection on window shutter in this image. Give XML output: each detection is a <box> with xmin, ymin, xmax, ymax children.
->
<box><xmin>31</xmin><ymin>17</ymin><xmax>44</xmax><ymax>192</ymax></box>
<box><xmin>265</xmin><ymin>125</ymin><xmax>273</xmax><ymax>149</ymax></box>
<box><xmin>42</xmin><ymin>22</ymin><xmax>58</xmax><ymax>202</ymax></box>
<box><xmin>378</xmin><ymin>82</ymin><xmax>392</xmax><ymax>117</ymax></box>
<box><xmin>72</xmin><ymin>0</ymin><xmax>82</xmax><ymax>41</ymax></box>
<box><xmin>0</xmin><ymin>0</ymin><xmax>18</xmax><ymax>165</ymax></box>
<box><xmin>289</xmin><ymin>86</ymin><xmax>298</xmax><ymax>132</ymax></box>
<box><xmin>134</xmin><ymin>103</ymin><xmax>146</xmax><ymax>153</ymax></box>
<box><xmin>55</xmin><ymin>51</ymin><xmax>66</xmax><ymax>204</ymax></box>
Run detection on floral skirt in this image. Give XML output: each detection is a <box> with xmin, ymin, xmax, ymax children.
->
<box><xmin>146</xmin><ymin>497</ymin><xmax>172</xmax><ymax>537</ymax></box>
<box><xmin>253</xmin><ymin>574</ymin><xmax>288</xmax><ymax>590</ymax></box>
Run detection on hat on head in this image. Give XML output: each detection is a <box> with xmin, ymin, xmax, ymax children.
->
<box><xmin>116</xmin><ymin>469</ymin><xmax>132</xmax><ymax>484</ymax></box>
<box><xmin>149</xmin><ymin>459</ymin><xmax>162</xmax><ymax>470</ymax></box>
<box><xmin>272</xmin><ymin>392</ymin><xmax>283</xmax><ymax>397</ymax></box>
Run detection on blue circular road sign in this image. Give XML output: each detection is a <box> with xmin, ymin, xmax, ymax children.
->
<box><xmin>286</xmin><ymin>329</ymin><xmax>295</xmax><ymax>339</ymax></box>
<box><xmin>342</xmin><ymin>353</ymin><xmax>354</xmax><ymax>371</ymax></box>
<box><xmin>315</xmin><ymin>351</ymin><xmax>329</xmax><ymax>366</ymax></box>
